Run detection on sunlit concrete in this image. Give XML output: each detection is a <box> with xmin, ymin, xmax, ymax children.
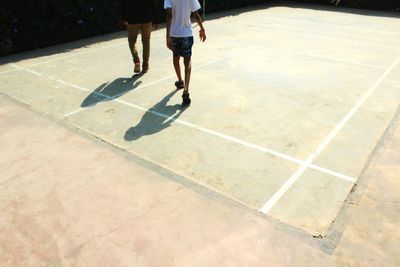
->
<box><xmin>0</xmin><ymin>3</ymin><xmax>399</xmax><ymax>265</ymax></box>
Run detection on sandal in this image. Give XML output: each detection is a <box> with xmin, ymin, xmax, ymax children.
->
<box><xmin>142</xmin><ymin>63</ymin><xmax>149</xmax><ymax>73</ymax></box>
<box><xmin>175</xmin><ymin>80</ymin><xmax>185</xmax><ymax>90</ymax></box>
<box><xmin>134</xmin><ymin>62</ymin><xmax>141</xmax><ymax>73</ymax></box>
<box><xmin>182</xmin><ymin>91</ymin><xmax>191</xmax><ymax>106</ymax></box>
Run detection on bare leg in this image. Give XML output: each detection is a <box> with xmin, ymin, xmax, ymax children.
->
<box><xmin>173</xmin><ymin>56</ymin><xmax>183</xmax><ymax>82</ymax></box>
<box><xmin>183</xmin><ymin>56</ymin><xmax>192</xmax><ymax>93</ymax></box>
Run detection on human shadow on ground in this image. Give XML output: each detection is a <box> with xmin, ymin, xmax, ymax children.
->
<box><xmin>124</xmin><ymin>90</ymin><xmax>187</xmax><ymax>141</ymax></box>
<box><xmin>81</xmin><ymin>73</ymin><xmax>143</xmax><ymax>108</ymax></box>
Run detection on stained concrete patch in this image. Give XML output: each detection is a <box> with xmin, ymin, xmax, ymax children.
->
<box><xmin>198</xmin><ymin>49</ymin><xmax>383</xmax><ymax>108</ymax></box>
<box><xmin>269</xmin><ymin>169</ymin><xmax>354</xmax><ymax>236</ymax></box>
<box><xmin>0</xmin><ymin>98</ymin><xmax>197</xmax><ymax>265</ymax></box>
<box><xmin>314</xmin><ymin>111</ymin><xmax>393</xmax><ymax>178</ymax></box>
<box><xmin>0</xmin><ymin>70</ymin><xmax>89</xmax><ymax>118</ymax></box>
<box><xmin>0</xmin><ymin>98</ymin><xmax>65</xmax><ymax>187</ymax></box>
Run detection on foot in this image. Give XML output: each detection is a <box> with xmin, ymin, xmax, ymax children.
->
<box><xmin>175</xmin><ymin>80</ymin><xmax>185</xmax><ymax>90</ymax></box>
<box><xmin>182</xmin><ymin>91</ymin><xmax>191</xmax><ymax>106</ymax></box>
<box><xmin>142</xmin><ymin>63</ymin><xmax>149</xmax><ymax>73</ymax></box>
<box><xmin>134</xmin><ymin>62</ymin><xmax>141</xmax><ymax>73</ymax></box>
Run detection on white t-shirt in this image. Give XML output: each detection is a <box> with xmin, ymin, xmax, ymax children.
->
<box><xmin>164</xmin><ymin>0</ymin><xmax>201</xmax><ymax>37</ymax></box>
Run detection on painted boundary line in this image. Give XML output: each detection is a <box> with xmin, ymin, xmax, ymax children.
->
<box><xmin>265</xmin><ymin>15</ymin><xmax>400</xmax><ymax>36</ymax></box>
<box><xmin>284</xmin><ymin>28</ymin><xmax>400</xmax><ymax>51</ymax></box>
<box><xmin>23</xmin><ymin>31</ymin><xmax>165</xmax><ymax>68</ymax></box>
<box><xmin>260</xmin><ymin>54</ymin><xmax>400</xmax><ymax>214</ymax></box>
<box><xmin>11</xmin><ymin>63</ymin><xmax>357</xmax><ymax>185</ymax></box>
<box><xmin>61</xmin><ymin>55</ymin><xmax>232</xmax><ymax>118</ymax></box>
<box><xmin>2</xmin><ymin>19</ymin><xmax>396</xmax><ymax>77</ymax></box>
<box><xmin>232</xmin><ymin>21</ymin><xmax>400</xmax><ymax>51</ymax></box>
<box><xmin>303</xmin><ymin>54</ymin><xmax>386</xmax><ymax>70</ymax></box>
<box><xmin>29</xmin><ymin>42</ymin><xmax>127</xmax><ymax>67</ymax></box>
<box><xmin>0</xmin><ymin>64</ymin><xmax>24</xmax><ymax>75</ymax></box>
<box><xmin>0</xmin><ymin>42</ymin><xmax>127</xmax><ymax>76</ymax></box>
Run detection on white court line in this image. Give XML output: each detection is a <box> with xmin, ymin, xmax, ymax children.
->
<box><xmin>163</xmin><ymin>111</ymin><xmax>181</xmax><ymax>124</ymax></box>
<box><xmin>288</xmin><ymin>29</ymin><xmax>400</xmax><ymax>51</ymax></box>
<box><xmin>235</xmin><ymin>22</ymin><xmax>400</xmax><ymax>51</ymax></box>
<box><xmin>265</xmin><ymin>15</ymin><xmax>400</xmax><ymax>36</ymax></box>
<box><xmin>0</xmin><ymin>69</ymin><xmax>18</xmax><ymax>75</ymax></box>
<box><xmin>303</xmin><ymin>54</ymin><xmax>386</xmax><ymax>70</ymax></box>
<box><xmin>63</xmin><ymin>82</ymin><xmax>112</xmax><ymax>117</ymax></box>
<box><xmin>63</xmin><ymin>108</ymin><xmax>86</xmax><ymax>118</ymax></box>
<box><xmin>62</xmin><ymin>55</ymin><xmax>232</xmax><ymax>118</ymax></box>
<box><xmin>12</xmin><ymin>64</ymin><xmax>357</xmax><ymax>184</ymax></box>
<box><xmin>260</xmin><ymin>54</ymin><xmax>400</xmax><ymax>214</ymax></box>
<box><xmin>124</xmin><ymin>55</ymin><xmax>232</xmax><ymax>93</ymax></box>
<box><xmin>60</xmin><ymin>56</ymin><xmax>233</xmax><ymax>117</ymax></box>
<box><xmin>29</xmin><ymin>42</ymin><xmax>126</xmax><ymax>67</ymax></box>
<box><xmin>10</xmin><ymin>64</ymin><xmax>43</xmax><ymax>76</ymax></box>
<box><xmin>28</xmin><ymin>31</ymin><xmax>168</xmax><ymax>67</ymax></box>
<box><xmin>0</xmin><ymin>64</ymin><xmax>24</xmax><ymax>75</ymax></box>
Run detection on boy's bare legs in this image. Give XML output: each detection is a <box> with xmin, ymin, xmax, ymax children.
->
<box><xmin>181</xmin><ymin>56</ymin><xmax>192</xmax><ymax>105</ymax></box>
<box><xmin>183</xmin><ymin>56</ymin><xmax>192</xmax><ymax>93</ymax></box>
<box><xmin>171</xmin><ymin>53</ymin><xmax>192</xmax><ymax>105</ymax></box>
<box><xmin>173</xmin><ymin>56</ymin><xmax>183</xmax><ymax>84</ymax></box>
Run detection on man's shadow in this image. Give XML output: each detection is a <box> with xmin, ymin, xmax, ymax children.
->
<box><xmin>124</xmin><ymin>90</ymin><xmax>187</xmax><ymax>141</ymax></box>
<box><xmin>81</xmin><ymin>73</ymin><xmax>144</xmax><ymax>108</ymax></box>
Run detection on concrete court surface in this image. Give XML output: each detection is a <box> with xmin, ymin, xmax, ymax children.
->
<box><xmin>0</xmin><ymin>2</ymin><xmax>399</xmax><ymax>266</ymax></box>
<box><xmin>0</xmin><ymin>93</ymin><xmax>399</xmax><ymax>266</ymax></box>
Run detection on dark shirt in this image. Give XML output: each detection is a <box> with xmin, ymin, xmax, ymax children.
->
<box><xmin>122</xmin><ymin>0</ymin><xmax>159</xmax><ymax>24</ymax></box>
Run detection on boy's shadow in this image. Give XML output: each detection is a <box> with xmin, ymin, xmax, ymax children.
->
<box><xmin>81</xmin><ymin>73</ymin><xmax>144</xmax><ymax>108</ymax></box>
<box><xmin>124</xmin><ymin>90</ymin><xmax>187</xmax><ymax>141</ymax></box>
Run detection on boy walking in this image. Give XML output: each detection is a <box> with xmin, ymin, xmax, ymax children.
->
<box><xmin>164</xmin><ymin>0</ymin><xmax>206</xmax><ymax>106</ymax></box>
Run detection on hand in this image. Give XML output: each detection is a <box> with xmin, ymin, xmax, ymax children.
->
<box><xmin>123</xmin><ymin>21</ymin><xmax>128</xmax><ymax>27</ymax></box>
<box><xmin>199</xmin><ymin>29</ymin><xmax>206</xmax><ymax>42</ymax></box>
<box><xmin>166</xmin><ymin>36</ymin><xmax>173</xmax><ymax>50</ymax></box>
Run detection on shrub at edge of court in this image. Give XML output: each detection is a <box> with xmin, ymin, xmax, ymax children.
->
<box><xmin>0</xmin><ymin>0</ymin><xmax>399</xmax><ymax>56</ymax></box>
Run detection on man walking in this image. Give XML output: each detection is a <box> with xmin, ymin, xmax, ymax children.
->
<box><xmin>122</xmin><ymin>0</ymin><xmax>159</xmax><ymax>73</ymax></box>
<box><xmin>165</xmin><ymin>0</ymin><xmax>206</xmax><ymax>105</ymax></box>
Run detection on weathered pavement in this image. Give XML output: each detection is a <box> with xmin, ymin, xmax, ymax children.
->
<box><xmin>0</xmin><ymin>85</ymin><xmax>399</xmax><ymax>266</ymax></box>
<box><xmin>0</xmin><ymin>2</ymin><xmax>399</xmax><ymax>266</ymax></box>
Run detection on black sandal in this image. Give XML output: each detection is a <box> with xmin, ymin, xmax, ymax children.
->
<box><xmin>175</xmin><ymin>80</ymin><xmax>185</xmax><ymax>90</ymax></box>
<box><xmin>182</xmin><ymin>91</ymin><xmax>191</xmax><ymax>106</ymax></box>
<box><xmin>142</xmin><ymin>63</ymin><xmax>149</xmax><ymax>73</ymax></box>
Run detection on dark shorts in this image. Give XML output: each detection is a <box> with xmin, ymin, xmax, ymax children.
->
<box><xmin>171</xmin><ymin>37</ymin><xmax>194</xmax><ymax>58</ymax></box>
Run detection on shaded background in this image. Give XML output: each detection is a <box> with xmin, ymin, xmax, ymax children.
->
<box><xmin>0</xmin><ymin>0</ymin><xmax>399</xmax><ymax>56</ymax></box>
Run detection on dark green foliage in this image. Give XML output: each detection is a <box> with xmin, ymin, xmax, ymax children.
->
<box><xmin>343</xmin><ymin>0</ymin><xmax>400</xmax><ymax>11</ymax></box>
<box><xmin>205</xmin><ymin>0</ymin><xmax>263</xmax><ymax>11</ymax></box>
<box><xmin>0</xmin><ymin>0</ymin><xmax>125</xmax><ymax>54</ymax></box>
<box><xmin>296</xmin><ymin>0</ymin><xmax>400</xmax><ymax>11</ymax></box>
<box><xmin>0</xmin><ymin>0</ymin><xmax>399</xmax><ymax>55</ymax></box>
